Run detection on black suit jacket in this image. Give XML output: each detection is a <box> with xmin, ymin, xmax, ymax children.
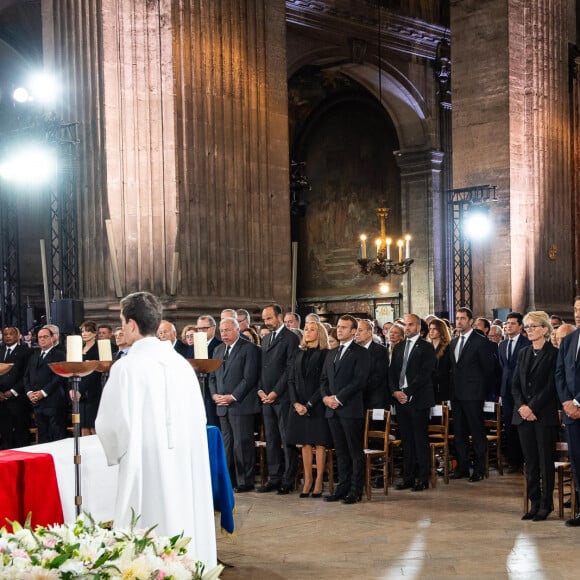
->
<box><xmin>209</xmin><ymin>339</ymin><xmax>260</xmax><ymax>416</ymax></box>
<box><xmin>555</xmin><ymin>329</ymin><xmax>580</xmax><ymax>425</ymax></box>
<box><xmin>511</xmin><ymin>341</ymin><xmax>559</xmax><ymax>426</ymax></box>
<box><xmin>174</xmin><ymin>340</ymin><xmax>189</xmax><ymax>358</ymax></box>
<box><xmin>449</xmin><ymin>331</ymin><xmax>495</xmax><ymax>401</ymax></box>
<box><xmin>498</xmin><ymin>334</ymin><xmax>531</xmax><ymax>402</ymax></box>
<box><xmin>364</xmin><ymin>341</ymin><xmax>389</xmax><ymax>409</ymax></box>
<box><xmin>320</xmin><ymin>342</ymin><xmax>370</xmax><ymax>418</ymax></box>
<box><xmin>23</xmin><ymin>347</ymin><xmax>67</xmax><ymax>409</ymax></box>
<box><xmin>208</xmin><ymin>336</ymin><xmax>223</xmax><ymax>358</ymax></box>
<box><xmin>0</xmin><ymin>343</ymin><xmax>32</xmax><ymax>397</ymax></box>
<box><xmin>259</xmin><ymin>326</ymin><xmax>300</xmax><ymax>401</ymax></box>
<box><xmin>389</xmin><ymin>337</ymin><xmax>436</xmax><ymax>410</ymax></box>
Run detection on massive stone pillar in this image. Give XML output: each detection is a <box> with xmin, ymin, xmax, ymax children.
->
<box><xmin>451</xmin><ymin>0</ymin><xmax>573</xmax><ymax>316</ymax></box>
<box><xmin>42</xmin><ymin>0</ymin><xmax>290</xmax><ymax>321</ymax></box>
<box><xmin>395</xmin><ymin>149</ymin><xmax>444</xmax><ymax>316</ymax></box>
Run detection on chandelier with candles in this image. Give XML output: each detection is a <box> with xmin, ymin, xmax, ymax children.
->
<box><xmin>357</xmin><ymin>207</ymin><xmax>413</xmax><ymax>277</ymax></box>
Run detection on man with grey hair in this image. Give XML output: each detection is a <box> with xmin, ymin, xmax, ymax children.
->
<box><xmin>488</xmin><ymin>324</ymin><xmax>503</xmax><ymax>344</ymax></box>
<box><xmin>45</xmin><ymin>324</ymin><xmax>61</xmax><ymax>349</ymax></box>
<box><xmin>96</xmin><ymin>292</ymin><xmax>217</xmax><ymax>567</ymax></box>
<box><xmin>157</xmin><ymin>319</ymin><xmax>188</xmax><ymax>357</ymax></box>
<box><xmin>283</xmin><ymin>312</ymin><xmax>301</xmax><ymax>329</ymax></box>
<box><xmin>236</xmin><ymin>309</ymin><xmax>251</xmax><ymax>332</ymax></box>
<box><xmin>209</xmin><ymin>316</ymin><xmax>259</xmax><ymax>492</ymax></box>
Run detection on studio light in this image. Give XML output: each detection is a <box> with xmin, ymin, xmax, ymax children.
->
<box><xmin>0</xmin><ymin>147</ymin><xmax>56</xmax><ymax>184</ymax></box>
<box><xmin>463</xmin><ymin>205</ymin><xmax>492</xmax><ymax>240</ymax></box>
<box><xmin>12</xmin><ymin>72</ymin><xmax>59</xmax><ymax>105</ymax></box>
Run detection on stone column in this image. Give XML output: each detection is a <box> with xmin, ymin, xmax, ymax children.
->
<box><xmin>394</xmin><ymin>149</ymin><xmax>444</xmax><ymax>316</ymax></box>
<box><xmin>451</xmin><ymin>0</ymin><xmax>572</xmax><ymax>316</ymax></box>
<box><xmin>42</xmin><ymin>0</ymin><xmax>290</xmax><ymax>321</ymax></box>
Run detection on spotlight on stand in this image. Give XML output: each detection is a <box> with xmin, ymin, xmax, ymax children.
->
<box><xmin>12</xmin><ymin>72</ymin><xmax>59</xmax><ymax>105</ymax></box>
<box><xmin>463</xmin><ymin>204</ymin><xmax>492</xmax><ymax>241</ymax></box>
<box><xmin>357</xmin><ymin>207</ymin><xmax>413</xmax><ymax>277</ymax></box>
<box><xmin>0</xmin><ymin>147</ymin><xmax>56</xmax><ymax>184</ymax></box>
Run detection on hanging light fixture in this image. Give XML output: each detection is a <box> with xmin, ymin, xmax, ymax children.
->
<box><xmin>357</xmin><ymin>207</ymin><xmax>413</xmax><ymax>277</ymax></box>
<box><xmin>356</xmin><ymin>2</ymin><xmax>413</xmax><ymax>279</ymax></box>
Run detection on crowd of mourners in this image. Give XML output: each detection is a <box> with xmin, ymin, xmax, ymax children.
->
<box><xmin>2</xmin><ymin>298</ymin><xmax>580</xmax><ymax>525</ymax></box>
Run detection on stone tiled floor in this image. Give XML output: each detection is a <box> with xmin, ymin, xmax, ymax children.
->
<box><xmin>217</xmin><ymin>472</ymin><xmax>579</xmax><ymax>579</ymax></box>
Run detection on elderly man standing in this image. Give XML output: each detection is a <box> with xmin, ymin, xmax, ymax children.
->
<box><xmin>209</xmin><ymin>317</ymin><xmax>260</xmax><ymax>492</ymax></box>
<box><xmin>258</xmin><ymin>303</ymin><xmax>300</xmax><ymax>494</ymax></box>
<box><xmin>96</xmin><ymin>292</ymin><xmax>216</xmax><ymax>568</ymax></box>
<box><xmin>158</xmin><ymin>319</ymin><xmax>188</xmax><ymax>357</ymax></box>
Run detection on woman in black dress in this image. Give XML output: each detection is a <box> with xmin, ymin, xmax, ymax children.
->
<box><xmin>71</xmin><ymin>320</ymin><xmax>103</xmax><ymax>435</ymax></box>
<box><xmin>287</xmin><ymin>320</ymin><xmax>332</xmax><ymax>497</ymax></box>
<box><xmin>512</xmin><ymin>311</ymin><xmax>559</xmax><ymax>521</ymax></box>
<box><xmin>428</xmin><ymin>317</ymin><xmax>452</xmax><ymax>402</ymax></box>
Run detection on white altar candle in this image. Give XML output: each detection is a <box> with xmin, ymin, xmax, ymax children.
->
<box><xmin>194</xmin><ymin>332</ymin><xmax>208</xmax><ymax>359</ymax></box>
<box><xmin>66</xmin><ymin>335</ymin><xmax>83</xmax><ymax>362</ymax></box>
<box><xmin>405</xmin><ymin>235</ymin><xmax>411</xmax><ymax>260</ymax></box>
<box><xmin>98</xmin><ymin>340</ymin><xmax>113</xmax><ymax>361</ymax></box>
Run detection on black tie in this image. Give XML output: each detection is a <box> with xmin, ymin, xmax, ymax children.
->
<box><xmin>115</xmin><ymin>350</ymin><xmax>125</xmax><ymax>361</ymax></box>
<box><xmin>399</xmin><ymin>340</ymin><xmax>412</xmax><ymax>387</ymax></box>
<box><xmin>334</xmin><ymin>345</ymin><xmax>344</xmax><ymax>365</ymax></box>
<box><xmin>457</xmin><ymin>335</ymin><xmax>465</xmax><ymax>360</ymax></box>
<box><xmin>507</xmin><ymin>339</ymin><xmax>513</xmax><ymax>361</ymax></box>
<box><xmin>3</xmin><ymin>348</ymin><xmax>10</xmax><ymax>361</ymax></box>
<box><xmin>224</xmin><ymin>346</ymin><xmax>231</xmax><ymax>361</ymax></box>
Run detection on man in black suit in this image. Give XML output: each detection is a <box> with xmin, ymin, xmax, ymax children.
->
<box><xmin>354</xmin><ymin>319</ymin><xmax>388</xmax><ymax>410</ymax></box>
<box><xmin>157</xmin><ymin>320</ymin><xmax>188</xmax><ymax>357</ymax></box>
<box><xmin>556</xmin><ymin>298</ymin><xmax>580</xmax><ymax>527</ymax></box>
<box><xmin>498</xmin><ymin>312</ymin><xmax>530</xmax><ymax>471</ymax></box>
<box><xmin>23</xmin><ymin>327</ymin><xmax>67</xmax><ymax>443</ymax></box>
<box><xmin>321</xmin><ymin>314</ymin><xmax>370</xmax><ymax>504</ymax></box>
<box><xmin>389</xmin><ymin>314</ymin><xmax>436</xmax><ymax>491</ymax></box>
<box><xmin>257</xmin><ymin>304</ymin><xmax>300</xmax><ymax>494</ymax></box>
<box><xmin>0</xmin><ymin>327</ymin><xmax>32</xmax><ymax>448</ymax></box>
<box><xmin>197</xmin><ymin>315</ymin><xmax>222</xmax><ymax>427</ymax></box>
<box><xmin>449</xmin><ymin>307</ymin><xmax>495</xmax><ymax>481</ymax></box>
<box><xmin>209</xmin><ymin>317</ymin><xmax>260</xmax><ymax>492</ymax></box>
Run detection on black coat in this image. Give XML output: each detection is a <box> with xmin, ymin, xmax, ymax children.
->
<box><xmin>389</xmin><ymin>337</ymin><xmax>436</xmax><ymax>410</ymax></box>
<box><xmin>511</xmin><ymin>341</ymin><xmax>559</xmax><ymax>426</ymax></box>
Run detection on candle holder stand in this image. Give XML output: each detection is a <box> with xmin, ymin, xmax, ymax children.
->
<box><xmin>48</xmin><ymin>361</ymin><xmax>100</xmax><ymax>516</ymax></box>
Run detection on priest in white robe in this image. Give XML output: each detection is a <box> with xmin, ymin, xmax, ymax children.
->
<box><xmin>95</xmin><ymin>291</ymin><xmax>217</xmax><ymax>570</ymax></box>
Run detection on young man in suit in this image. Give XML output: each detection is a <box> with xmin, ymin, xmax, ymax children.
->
<box><xmin>23</xmin><ymin>327</ymin><xmax>67</xmax><ymax>443</ymax></box>
<box><xmin>498</xmin><ymin>312</ymin><xmax>530</xmax><ymax>471</ymax></box>
<box><xmin>321</xmin><ymin>314</ymin><xmax>370</xmax><ymax>504</ymax></box>
<box><xmin>258</xmin><ymin>304</ymin><xmax>300</xmax><ymax>494</ymax></box>
<box><xmin>556</xmin><ymin>296</ymin><xmax>580</xmax><ymax>526</ymax></box>
<box><xmin>209</xmin><ymin>317</ymin><xmax>260</xmax><ymax>492</ymax></box>
<box><xmin>0</xmin><ymin>326</ymin><xmax>32</xmax><ymax>448</ymax></box>
<box><xmin>389</xmin><ymin>314</ymin><xmax>437</xmax><ymax>491</ymax></box>
<box><xmin>449</xmin><ymin>307</ymin><xmax>495</xmax><ymax>481</ymax></box>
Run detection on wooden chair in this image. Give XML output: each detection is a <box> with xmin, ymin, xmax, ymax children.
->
<box><xmin>522</xmin><ymin>441</ymin><xmax>577</xmax><ymax>519</ymax></box>
<box><xmin>429</xmin><ymin>403</ymin><xmax>450</xmax><ymax>487</ymax></box>
<box><xmin>363</xmin><ymin>409</ymin><xmax>392</xmax><ymax>500</ymax></box>
<box><xmin>484</xmin><ymin>401</ymin><xmax>503</xmax><ymax>477</ymax></box>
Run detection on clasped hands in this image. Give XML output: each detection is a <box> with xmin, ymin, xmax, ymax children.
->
<box><xmin>518</xmin><ymin>404</ymin><xmax>537</xmax><ymax>421</ymax></box>
<box><xmin>258</xmin><ymin>390</ymin><xmax>278</xmax><ymax>405</ymax></box>
<box><xmin>322</xmin><ymin>395</ymin><xmax>340</xmax><ymax>409</ymax></box>
<box><xmin>563</xmin><ymin>400</ymin><xmax>580</xmax><ymax>420</ymax></box>
<box><xmin>213</xmin><ymin>394</ymin><xmax>235</xmax><ymax>407</ymax></box>
<box><xmin>293</xmin><ymin>403</ymin><xmax>309</xmax><ymax>416</ymax></box>
<box><xmin>393</xmin><ymin>390</ymin><xmax>409</xmax><ymax>405</ymax></box>
<box><xmin>28</xmin><ymin>390</ymin><xmax>45</xmax><ymax>404</ymax></box>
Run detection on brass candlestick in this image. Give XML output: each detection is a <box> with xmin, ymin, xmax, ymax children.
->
<box><xmin>48</xmin><ymin>361</ymin><xmax>100</xmax><ymax>517</ymax></box>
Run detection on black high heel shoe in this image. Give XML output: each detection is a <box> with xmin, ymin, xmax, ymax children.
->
<box><xmin>299</xmin><ymin>483</ymin><xmax>313</xmax><ymax>498</ymax></box>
